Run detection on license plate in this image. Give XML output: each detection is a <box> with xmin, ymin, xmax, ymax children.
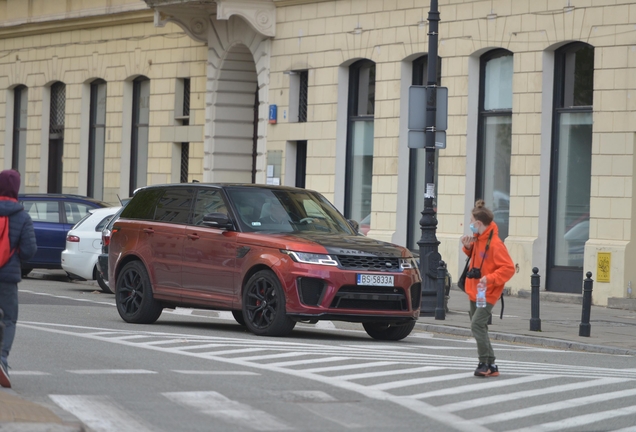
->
<box><xmin>357</xmin><ymin>274</ymin><xmax>394</xmax><ymax>286</ymax></box>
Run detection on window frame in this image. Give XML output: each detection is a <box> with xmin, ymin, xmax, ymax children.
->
<box><xmin>344</xmin><ymin>60</ymin><xmax>376</xmax><ymax>221</ymax></box>
<box><xmin>87</xmin><ymin>79</ymin><xmax>107</xmax><ymax>199</ymax></box>
<box><xmin>130</xmin><ymin>76</ymin><xmax>150</xmax><ymax>196</ymax></box>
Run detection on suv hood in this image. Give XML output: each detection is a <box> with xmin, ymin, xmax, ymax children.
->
<box><xmin>239</xmin><ymin>232</ymin><xmax>409</xmax><ymax>258</ymax></box>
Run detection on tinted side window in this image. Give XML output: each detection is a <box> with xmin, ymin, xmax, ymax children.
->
<box><xmin>22</xmin><ymin>201</ymin><xmax>60</xmax><ymax>223</ymax></box>
<box><xmin>95</xmin><ymin>215</ymin><xmax>114</xmax><ymax>231</ymax></box>
<box><xmin>192</xmin><ymin>189</ymin><xmax>228</xmax><ymax>226</ymax></box>
<box><xmin>120</xmin><ymin>188</ymin><xmax>163</xmax><ymax>220</ymax></box>
<box><xmin>154</xmin><ymin>188</ymin><xmax>194</xmax><ymax>224</ymax></box>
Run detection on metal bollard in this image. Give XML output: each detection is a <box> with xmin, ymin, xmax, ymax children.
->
<box><xmin>530</xmin><ymin>267</ymin><xmax>541</xmax><ymax>331</ymax></box>
<box><xmin>579</xmin><ymin>272</ymin><xmax>594</xmax><ymax>337</ymax></box>
<box><xmin>435</xmin><ymin>260</ymin><xmax>446</xmax><ymax>320</ymax></box>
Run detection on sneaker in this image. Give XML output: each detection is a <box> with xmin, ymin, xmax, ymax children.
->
<box><xmin>486</xmin><ymin>364</ymin><xmax>500</xmax><ymax>377</ymax></box>
<box><xmin>0</xmin><ymin>362</ymin><xmax>10</xmax><ymax>388</ymax></box>
<box><xmin>474</xmin><ymin>362</ymin><xmax>489</xmax><ymax>377</ymax></box>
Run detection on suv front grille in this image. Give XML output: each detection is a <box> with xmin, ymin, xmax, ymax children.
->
<box><xmin>330</xmin><ymin>286</ymin><xmax>407</xmax><ymax>311</ymax></box>
<box><xmin>335</xmin><ymin>255</ymin><xmax>401</xmax><ymax>272</ymax></box>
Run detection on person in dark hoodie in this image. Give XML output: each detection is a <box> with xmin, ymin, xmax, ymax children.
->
<box><xmin>0</xmin><ymin>170</ymin><xmax>37</xmax><ymax>388</ymax></box>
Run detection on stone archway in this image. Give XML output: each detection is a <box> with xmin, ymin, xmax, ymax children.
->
<box><xmin>148</xmin><ymin>2</ymin><xmax>274</xmax><ymax>184</ymax></box>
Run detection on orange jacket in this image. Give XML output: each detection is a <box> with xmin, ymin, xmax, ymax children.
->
<box><xmin>462</xmin><ymin>222</ymin><xmax>515</xmax><ymax>305</ymax></box>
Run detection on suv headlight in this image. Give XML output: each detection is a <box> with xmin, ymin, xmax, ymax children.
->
<box><xmin>400</xmin><ymin>258</ymin><xmax>417</xmax><ymax>269</ymax></box>
<box><xmin>282</xmin><ymin>250</ymin><xmax>339</xmax><ymax>266</ymax></box>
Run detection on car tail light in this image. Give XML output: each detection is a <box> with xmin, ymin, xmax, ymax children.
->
<box><xmin>102</xmin><ymin>229</ymin><xmax>111</xmax><ymax>247</ymax></box>
<box><xmin>67</xmin><ymin>235</ymin><xmax>80</xmax><ymax>242</ymax></box>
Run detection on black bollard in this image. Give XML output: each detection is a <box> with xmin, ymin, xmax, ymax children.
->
<box><xmin>579</xmin><ymin>272</ymin><xmax>594</xmax><ymax>337</ymax></box>
<box><xmin>435</xmin><ymin>260</ymin><xmax>446</xmax><ymax>320</ymax></box>
<box><xmin>530</xmin><ymin>267</ymin><xmax>541</xmax><ymax>331</ymax></box>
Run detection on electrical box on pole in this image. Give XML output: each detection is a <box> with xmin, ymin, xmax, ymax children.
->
<box><xmin>407</xmin><ymin>86</ymin><xmax>448</xmax><ymax>149</ymax></box>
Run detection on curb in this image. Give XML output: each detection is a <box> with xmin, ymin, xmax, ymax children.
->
<box><xmin>416</xmin><ymin>323</ymin><xmax>636</xmax><ymax>356</ymax></box>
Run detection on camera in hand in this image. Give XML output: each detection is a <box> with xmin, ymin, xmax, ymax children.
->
<box><xmin>466</xmin><ymin>268</ymin><xmax>482</xmax><ymax>279</ymax></box>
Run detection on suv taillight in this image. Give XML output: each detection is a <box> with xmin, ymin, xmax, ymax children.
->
<box><xmin>67</xmin><ymin>235</ymin><xmax>80</xmax><ymax>242</ymax></box>
<box><xmin>102</xmin><ymin>229</ymin><xmax>111</xmax><ymax>247</ymax></box>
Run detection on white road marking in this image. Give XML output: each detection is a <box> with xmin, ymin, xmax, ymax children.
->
<box><xmin>369</xmin><ymin>372</ymin><xmax>474</xmax><ymax>390</ymax></box>
<box><xmin>614</xmin><ymin>427</ymin><xmax>636</xmax><ymax>432</ymax></box>
<box><xmin>9</xmin><ymin>371</ymin><xmax>50</xmax><ymax>376</ymax></box>
<box><xmin>409</xmin><ymin>375</ymin><xmax>551</xmax><ymax>399</ymax></box>
<box><xmin>510</xmin><ymin>403</ymin><xmax>636</xmax><ymax>432</ymax></box>
<box><xmin>50</xmin><ymin>395</ymin><xmax>157</xmax><ymax>432</ymax></box>
<box><xmin>337</xmin><ymin>365</ymin><xmax>447</xmax><ymax>381</ymax></box>
<box><xmin>172</xmin><ymin>370</ymin><xmax>260</xmax><ymax>376</ymax></box>
<box><xmin>162</xmin><ymin>391</ymin><xmax>291</xmax><ymax>431</ymax></box>
<box><xmin>169</xmin><ymin>308</ymin><xmax>193</xmax><ymax>315</ymax></box>
<box><xmin>440</xmin><ymin>377</ymin><xmax>625</xmax><ymax>413</ymax></box>
<box><xmin>232</xmin><ymin>351</ymin><xmax>307</xmax><ymax>361</ymax></box>
<box><xmin>266</xmin><ymin>356</ymin><xmax>350</xmax><ymax>368</ymax></box>
<box><xmin>279</xmin><ymin>390</ymin><xmax>338</xmax><ymax>402</ymax></box>
<box><xmin>173</xmin><ymin>343</ymin><xmax>224</xmax><ymax>351</ymax></box>
<box><xmin>475</xmin><ymin>386</ymin><xmax>636</xmax><ymax>424</ymax></box>
<box><xmin>68</xmin><ymin>369</ymin><xmax>157</xmax><ymax>375</ymax></box>
<box><xmin>203</xmin><ymin>347</ymin><xmax>269</xmax><ymax>356</ymax></box>
<box><xmin>303</xmin><ymin>361</ymin><xmax>399</xmax><ymax>373</ymax></box>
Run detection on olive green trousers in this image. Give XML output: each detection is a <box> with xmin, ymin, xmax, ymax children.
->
<box><xmin>468</xmin><ymin>301</ymin><xmax>495</xmax><ymax>364</ymax></box>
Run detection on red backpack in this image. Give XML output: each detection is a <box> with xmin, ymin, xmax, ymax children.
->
<box><xmin>0</xmin><ymin>216</ymin><xmax>16</xmax><ymax>268</ymax></box>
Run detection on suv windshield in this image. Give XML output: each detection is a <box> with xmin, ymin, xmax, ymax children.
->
<box><xmin>226</xmin><ymin>187</ymin><xmax>355</xmax><ymax>235</ymax></box>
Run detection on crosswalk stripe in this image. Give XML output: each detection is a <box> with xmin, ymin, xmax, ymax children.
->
<box><xmin>172</xmin><ymin>370</ymin><xmax>260</xmax><ymax>376</ymax></box>
<box><xmin>50</xmin><ymin>395</ymin><xmax>156</xmax><ymax>432</ymax></box>
<box><xmin>142</xmin><ymin>339</ymin><xmax>192</xmax><ymax>346</ymax></box>
<box><xmin>203</xmin><ymin>347</ymin><xmax>269</xmax><ymax>356</ymax></box>
<box><xmin>337</xmin><ymin>365</ymin><xmax>447</xmax><ymax>381</ymax></box>
<box><xmin>174</xmin><ymin>343</ymin><xmax>224</xmax><ymax>351</ymax></box>
<box><xmin>232</xmin><ymin>351</ymin><xmax>308</xmax><ymax>361</ymax></box>
<box><xmin>369</xmin><ymin>371</ymin><xmax>471</xmax><ymax>390</ymax></box>
<box><xmin>266</xmin><ymin>356</ymin><xmax>350</xmax><ymax>368</ymax></box>
<box><xmin>9</xmin><ymin>371</ymin><xmax>50</xmax><ymax>376</ymax></box>
<box><xmin>440</xmin><ymin>377</ymin><xmax>625</xmax><ymax>412</ymax></box>
<box><xmin>510</xmin><ymin>403</ymin><xmax>636</xmax><ymax>432</ymax></box>
<box><xmin>68</xmin><ymin>369</ymin><xmax>157</xmax><ymax>375</ymax></box>
<box><xmin>613</xmin><ymin>426</ymin><xmax>636</xmax><ymax>432</ymax></box>
<box><xmin>475</xmin><ymin>387</ymin><xmax>636</xmax><ymax>424</ymax></box>
<box><xmin>408</xmin><ymin>375</ymin><xmax>549</xmax><ymax>397</ymax></box>
<box><xmin>162</xmin><ymin>391</ymin><xmax>291</xmax><ymax>431</ymax></box>
<box><xmin>303</xmin><ymin>361</ymin><xmax>399</xmax><ymax>373</ymax></box>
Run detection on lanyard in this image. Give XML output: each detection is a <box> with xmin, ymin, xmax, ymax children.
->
<box><xmin>471</xmin><ymin>230</ymin><xmax>494</xmax><ymax>271</ymax></box>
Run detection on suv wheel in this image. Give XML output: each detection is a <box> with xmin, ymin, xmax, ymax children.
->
<box><xmin>363</xmin><ymin>321</ymin><xmax>416</xmax><ymax>341</ymax></box>
<box><xmin>115</xmin><ymin>261</ymin><xmax>163</xmax><ymax>324</ymax></box>
<box><xmin>242</xmin><ymin>270</ymin><xmax>295</xmax><ymax>336</ymax></box>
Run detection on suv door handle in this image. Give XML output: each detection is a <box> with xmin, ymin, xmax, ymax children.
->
<box><xmin>143</xmin><ymin>228</ymin><xmax>155</xmax><ymax>234</ymax></box>
<box><xmin>188</xmin><ymin>233</ymin><xmax>200</xmax><ymax>240</ymax></box>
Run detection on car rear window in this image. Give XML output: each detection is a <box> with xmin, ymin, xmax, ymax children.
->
<box><xmin>95</xmin><ymin>215</ymin><xmax>115</xmax><ymax>231</ymax></box>
<box><xmin>72</xmin><ymin>212</ymin><xmax>93</xmax><ymax>229</ymax></box>
<box><xmin>65</xmin><ymin>202</ymin><xmax>96</xmax><ymax>225</ymax></box>
<box><xmin>120</xmin><ymin>188</ymin><xmax>164</xmax><ymax>220</ymax></box>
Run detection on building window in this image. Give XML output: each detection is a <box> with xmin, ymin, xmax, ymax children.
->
<box><xmin>130</xmin><ymin>76</ymin><xmax>150</xmax><ymax>196</ymax></box>
<box><xmin>345</xmin><ymin>60</ymin><xmax>375</xmax><ymax>224</ymax></box>
<box><xmin>48</xmin><ymin>82</ymin><xmax>66</xmax><ymax>193</ymax></box>
<box><xmin>476</xmin><ymin>49</ymin><xmax>513</xmax><ymax>241</ymax></box>
<box><xmin>407</xmin><ymin>55</ymin><xmax>442</xmax><ymax>250</ymax></box>
<box><xmin>548</xmin><ymin>43</ymin><xmax>594</xmax><ymax>292</ymax></box>
<box><xmin>288</xmin><ymin>70</ymin><xmax>309</xmax><ymax>123</ymax></box>
<box><xmin>12</xmin><ymin>85</ymin><xmax>28</xmax><ymax>173</ymax></box>
<box><xmin>88</xmin><ymin>79</ymin><xmax>107</xmax><ymax>199</ymax></box>
<box><xmin>176</xmin><ymin>78</ymin><xmax>190</xmax><ymax>125</ymax></box>
<box><xmin>180</xmin><ymin>143</ymin><xmax>189</xmax><ymax>183</ymax></box>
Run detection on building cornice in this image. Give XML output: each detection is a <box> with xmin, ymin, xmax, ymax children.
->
<box><xmin>147</xmin><ymin>0</ymin><xmax>275</xmax><ymax>38</ymax></box>
<box><xmin>0</xmin><ymin>9</ymin><xmax>154</xmax><ymax>40</ymax></box>
<box><xmin>271</xmin><ymin>0</ymin><xmax>331</xmax><ymax>6</ymax></box>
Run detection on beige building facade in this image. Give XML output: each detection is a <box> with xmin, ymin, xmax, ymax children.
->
<box><xmin>3</xmin><ymin>0</ymin><xmax>636</xmax><ymax>306</ymax></box>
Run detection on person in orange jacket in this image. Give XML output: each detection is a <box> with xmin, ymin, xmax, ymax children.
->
<box><xmin>460</xmin><ymin>200</ymin><xmax>515</xmax><ymax>377</ymax></box>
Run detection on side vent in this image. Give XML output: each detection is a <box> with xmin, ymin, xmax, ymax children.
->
<box><xmin>297</xmin><ymin>277</ymin><xmax>326</xmax><ymax>306</ymax></box>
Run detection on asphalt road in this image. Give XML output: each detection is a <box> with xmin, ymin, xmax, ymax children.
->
<box><xmin>8</xmin><ymin>276</ymin><xmax>636</xmax><ymax>432</ymax></box>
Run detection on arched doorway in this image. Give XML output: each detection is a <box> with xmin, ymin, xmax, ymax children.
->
<box><xmin>211</xmin><ymin>44</ymin><xmax>259</xmax><ymax>183</ymax></box>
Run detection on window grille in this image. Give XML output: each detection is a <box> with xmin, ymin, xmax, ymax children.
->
<box><xmin>50</xmin><ymin>82</ymin><xmax>66</xmax><ymax>138</ymax></box>
<box><xmin>180</xmin><ymin>142</ymin><xmax>189</xmax><ymax>183</ymax></box>
<box><xmin>298</xmin><ymin>71</ymin><xmax>308</xmax><ymax>123</ymax></box>
<box><xmin>183</xmin><ymin>78</ymin><xmax>191</xmax><ymax>124</ymax></box>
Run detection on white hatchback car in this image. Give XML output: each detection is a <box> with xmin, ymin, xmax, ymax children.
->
<box><xmin>61</xmin><ymin>206</ymin><xmax>121</xmax><ymax>292</ymax></box>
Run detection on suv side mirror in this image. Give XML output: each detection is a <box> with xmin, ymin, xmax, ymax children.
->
<box><xmin>347</xmin><ymin>219</ymin><xmax>360</xmax><ymax>233</ymax></box>
<box><xmin>202</xmin><ymin>213</ymin><xmax>233</xmax><ymax>230</ymax></box>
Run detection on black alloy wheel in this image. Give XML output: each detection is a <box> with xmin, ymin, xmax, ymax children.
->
<box><xmin>362</xmin><ymin>321</ymin><xmax>416</xmax><ymax>341</ymax></box>
<box><xmin>115</xmin><ymin>261</ymin><xmax>163</xmax><ymax>324</ymax></box>
<box><xmin>242</xmin><ymin>270</ymin><xmax>295</xmax><ymax>336</ymax></box>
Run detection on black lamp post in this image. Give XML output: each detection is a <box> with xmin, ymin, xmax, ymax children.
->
<box><xmin>418</xmin><ymin>0</ymin><xmax>441</xmax><ymax>316</ymax></box>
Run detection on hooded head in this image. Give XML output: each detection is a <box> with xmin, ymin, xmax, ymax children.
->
<box><xmin>0</xmin><ymin>170</ymin><xmax>21</xmax><ymax>199</ymax></box>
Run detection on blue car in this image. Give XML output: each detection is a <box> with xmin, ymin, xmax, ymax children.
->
<box><xmin>18</xmin><ymin>194</ymin><xmax>110</xmax><ymax>276</ymax></box>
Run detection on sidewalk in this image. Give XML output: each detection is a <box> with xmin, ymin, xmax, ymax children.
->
<box><xmin>417</xmin><ymin>287</ymin><xmax>636</xmax><ymax>356</ymax></box>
